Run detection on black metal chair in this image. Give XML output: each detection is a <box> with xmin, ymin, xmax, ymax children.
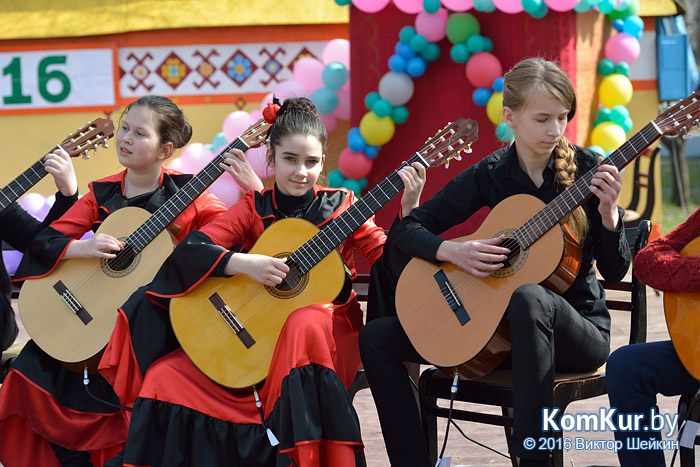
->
<box><xmin>418</xmin><ymin>220</ymin><xmax>651</xmax><ymax>467</ymax></box>
<box><xmin>678</xmin><ymin>392</ymin><xmax>700</xmax><ymax>466</ymax></box>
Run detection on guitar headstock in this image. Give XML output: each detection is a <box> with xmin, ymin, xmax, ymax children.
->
<box><xmin>654</xmin><ymin>91</ymin><xmax>700</xmax><ymax>138</ymax></box>
<box><xmin>239</xmin><ymin>116</ymin><xmax>273</xmax><ymax>149</ymax></box>
<box><xmin>60</xmin><ymin>118</ymin><xmax>114</xmax><ymax>158</ymax></box>
<box><xmin>418</xmin><ymin>118</ymin><xmax>478</xmax><ymax>168</ymax></box>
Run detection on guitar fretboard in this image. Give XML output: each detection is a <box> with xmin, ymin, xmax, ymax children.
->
<box><xmin>0</xmin><ymin>157</ymin><xmax>53</xmax><ymax>212</ymax></box>
<box><xmin>290</xmin><ymin>152</ymin><xmax>427</xmax><ymax>274</ymax></box>
<box><xmin>125</xmin><ymin>137</ymin><xmax>250</xmax><ymax>252</ymax></box>
<box><xmin>514</xmin><ymin>121</ymin><xmax>662</xmax><ymax>249</ymax></box>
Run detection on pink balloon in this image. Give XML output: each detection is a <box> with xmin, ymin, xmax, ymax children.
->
<box><xmin>274</xmin><ymin>80</ymin><xmax>310</xmax><ymax>102</ymax></box>
<box><xmin>334</xmin><ymin>88</ymin><xmax>351</xmax><ymax>120</ymax></box>
<box><xmin>339</xmin><ymin>148</ymin><xmax>373</xmax><ymax>180</ymax></box>
<box><xmin>222</xmin><ymin>111</ymin><xmax>253</xmax><ymax>142</ymax></box>
<box><xmin>260</xmin><ymin>92</ymin><xmax>274</xmax><ymax>110</ymax></box>
<box><xmin>18</xmin><ymin>193</ymin><xmax>46</xmax><ymax>219</ymax></box>
<box><xmin>2</xmin><ymin>250</ymin><xmax>23</xmax><ymax>275</ymax></box>
<box><xmin>605</xmin><ymin>32</ymin><xmax>641</xmax><ymax>65</ymax></box>
<box><xmin>179</xmin><ymin>143</ymin><xmax>214</xmax><ymax>173</ymax></box>
<box><xmin>440</xmin><ymin>0</ymin><xmax>473</xmax><ymax>11</ymax></box>
<box><xmin>543</xmin><ymin>0</ymin><xmax>579</xmax><ymax>10</ymax></box>
<box><xmin>415</xmin><ymin>8</ymin><xmax>449</xmax><ymax>42</ymax></box>
<box><xmin>207</xmin><ymin>176</ymin><xmax>242</xmax><ymax>207</ymax></box>
<box><xmin>393</xmin><ymin>0</ymin><xmax>424</xmax><ymax>13</ymax></box>
<box><xmin>320</xmin><ymin>113</ymin><xmax>338</xmax><ymax>134</ymax></box>
<box><xmin>465</xmin><ymin>52</ymin><xmax>503</xmax><ymax>88</ymax></box>
<box><xmin>493</xmin><ymin>0</ymin><xmax>523</xmax><ymax>13</ymax></box>
<box><xmin>247</xmin><ymin>146</ymin><xmax>274</xmax><ymax>179</ymax></box>
<box><xmin>249</xmin><ymin>109</ymin><xmax>262</xmax><ymax>122</ymax></box>
<box><xmin>166</xmin><ymin>156</ymin><xmax>185</xmax><ymax>172</ymax></box>
<box><xmin>353</xmin><ymin>0</ymin><xmax>391</xmax><ymax>13</ymax></box>
<box><xmin>323</xmin><ymin>39</ymin><xmax>350</xmax><ymax>67</ymax></box>
<box><xmin>293</xmin><ymin>57</ymin><xmax>325</xmax><ymax>93</ymax></box>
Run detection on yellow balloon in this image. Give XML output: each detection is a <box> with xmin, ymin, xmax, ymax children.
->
<box><xmin>486</xmin><ymin>92</ymin><xmax>504</xmax><ymax>125</ymax></box>
<box><xmin>359</xmin><ymin>111</ymin><xmax>396</xmax><ymax>147</ymax></box>
<box><xmin>590</xmin><ymin>121</ymin><xmax>627</xmax><ymax>153</ymax></box>
<box><xmin>599</xmin><ymin>73</ymin><xmax>633</xmax><ymax>108</ymax></box>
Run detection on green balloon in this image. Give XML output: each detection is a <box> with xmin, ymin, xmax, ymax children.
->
<box><xmin>328</xmin><ymin>169</ymin><xmax>345</xmax><ymax>188</ymax></box>
<box><xmin>423</xmin><ymin>0</ymin><xmax>441</xmax><ymax>13</ymax></box>
<box><xmin>421</xmin><ymin>42</ymin><xmax>441</xmax><ymax>62</ymax></box>
<box><xmin>410</xmin><ymin>34</ymin><xmax>428</xmax><ymax>53</ymax></box>
<box><xmin>597</xmin><ymin>59</ymin><xmax>615</xmax><ymax>76</ymax></box>
<box><xmin>530</xmin><ymin>2</ymin><xmax>548</xmax><ymax>18</ymax></box>
<box><xmin>522</xmin><ymin>0</ymin><xmax>542</xmax><ymax>14</ymax></box>
<box><xmin>364</xmin><ymin>92</ymin><xmax>381</xmax><ymax>111</ymax></box>
<box><xmin>609</xmin><ymin>106</ymin><xmax>629</xmax><ymax>126</ymax></box>
<box><xmin>622</xmin><ymin>117</ymin><xmax>634</xmax><ymax>133</ymax></box>
<box><xmin>446</xmin><ymin>13</ymin><xmax>480</xmax><ymax>44</ymax></box>
<box><xmin>391</xmin><ymin>105</ymin><xmax>409</xmax><ymax>124</ymax></box>
<box><xmin>342</xmin><ymin>179</ymin><xmax>363</xmax><ymax>197</ymax></box>
<box><xmin>615</xmin><ymin>62</ymin><xmax>630</xmax><ymax>76</ymax></box>
<box><xmin>399</xmin><ymin>26</ymin><xmax>417</xmax><ymax>44</ymax></box>
<box><xmin>450</xmin><ymin>43</ymin><xmax>470</xmax><ymax>63</ymax></box>
<box><xmin>597</xmin><ymin>107</ymin><xmax>612</xmax><ymax>121</ymax></box>
<box><xmin>372</xmin><ymin>99</ymin><xmax>393</xmax><ymax>118</ymax></box>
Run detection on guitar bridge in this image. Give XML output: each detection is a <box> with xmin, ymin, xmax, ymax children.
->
<box><xmin>53</xmin><ymin>280</ymin><xmax>92</xmax><ymax>325</ymax></box>
<box><xmin>209</xmin><ymin>293</ymin><xmax>256</xmax><ymax>349</ymax></box>
<box><xmin>433</xmin><ymin>269</ymin><xmax>470</xmax><ymax>325</ymax></box>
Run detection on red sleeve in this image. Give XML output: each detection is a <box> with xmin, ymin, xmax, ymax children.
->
<box><xmin>171</xmin><ymin>189</ymin><xmax>228</xmax><ymax>241</ymax></box>
<box><xmin>339</xmin><ymin>191</ymin><xmax>387</xmax><ymax>274</ymax></box>
<box><xmin>633</xmin><ymin>206</ymin><xmax>700</xmax><ymax>293</ymax></box>
<box><xmin>48</xmin><ymin>187</ymin><xmax>100</xmax><ymax>239</ymax></box>
<box><xmin>200</xmin><ymin>192</ymin><xmax>263</xmax><ymax>249</ymax></box>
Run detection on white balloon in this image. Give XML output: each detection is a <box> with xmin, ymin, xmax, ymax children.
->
<box><xmin>378</xmin><ymin>72</ymin><xmax>414</xmax><ymax>107</ymax></box>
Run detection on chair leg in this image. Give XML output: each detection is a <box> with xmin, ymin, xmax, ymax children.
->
<box><xmin>679</xmin><ymin>446</ymin><xmax>696</xmax><ymax>467</ymax></box>
<box><xmin>419</xmin><ymin>370</ymin><xmax>439</xmax><ymax>465</ymax></box>
<box><xmin>500</xmin><ymin>406</ymin><xmax>518</xmax><ymax>467</ymax></box>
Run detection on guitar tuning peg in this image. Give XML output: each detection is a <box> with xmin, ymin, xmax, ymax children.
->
<box><xmin>102</xmin><ymin>141</ymin><xmax>109</xmax><ymax>148</ymax></box>
<box><xmin>81</xmin><ymin>150</ymin><xmax>90</xmax><ymax>160</ymax></box>
<box><xmin>93</xmin><ymin>146</ymin><xmax>98</xmax><ymax>156</ymax></box>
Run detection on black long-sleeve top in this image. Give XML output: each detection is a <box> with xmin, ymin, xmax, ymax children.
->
<box><xmin>389</xmin><ymin>143</ymin><xmax>632</xmax><ymax>332</ymax></box>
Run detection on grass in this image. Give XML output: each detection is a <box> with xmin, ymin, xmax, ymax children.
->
<box><xmin>660</xmin><ymin>156</ymin><xmax>700</xmax><ymax>234</ymax></box>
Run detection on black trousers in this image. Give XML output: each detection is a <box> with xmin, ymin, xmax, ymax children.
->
<box><xmin>359</xmin><ymin>283</ymin><xmax>610</xmax><ymax>466</ymax></box>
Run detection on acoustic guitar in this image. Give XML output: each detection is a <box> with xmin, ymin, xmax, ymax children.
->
<box><xmin>169</xmin><ymin>118</ymin><xmax>478</xmax><ymax>388</ymax></box>
<box><xmin>0</xmin><ymin>118</ymin><xmax>114</xmax><ymax>213</ymax></box>
<box><xmin>18</xmin><ymin>116</ymin><xmax>272</xmax><ymax>370</ymax></box>
<box><xmin>663</xmin><ymin>236</ymin><xmax>700</xmax><ymax>380</ymax></box>
<box><xmin>395</xmin><ymin>91</ymin><xmax>700</xmax><ymax>379</ymax></box>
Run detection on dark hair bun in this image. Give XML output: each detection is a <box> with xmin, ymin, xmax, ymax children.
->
<box><xmin>279</xmin><ymin>97</ymin><xmax>319</xmax><ymax>118</ymax></box>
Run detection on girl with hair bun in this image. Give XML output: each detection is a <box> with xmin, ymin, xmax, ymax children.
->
<box><xmin>360</xmin><ymin>57</ymin><xmax>632</xmax><ymax>467</ymax></box>
<box><xmin>0</xmin><ymin>95</ymin><xmax>263</xmax><ymax>466</ymax></box>
<box><xmin>114</xmin><ymin>96</ymin><xmax>426</xmax><ymax>467</ymax></box>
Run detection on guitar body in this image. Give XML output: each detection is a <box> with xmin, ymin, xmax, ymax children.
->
<box><xmin>169</xmin><ymin>217</ymin><xmax>346</xmax><ymax>389</ymax></box>
<box><xmin>663</xmin><ymin>237</ymin><xmax>700</xmax><ymax>380</ymax></box>
<box><xmin>396</xmin><ymin>194</ymin><xmax>581</xmax><ymax>376</ymax></box>
<box><xmin>19</xmin><ymin>206</ymin><xmax>174</xmax><ymax>365</ymax></box>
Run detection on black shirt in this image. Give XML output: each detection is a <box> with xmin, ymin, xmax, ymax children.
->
<box><xmin>390</xmin><ymin>143</ymin><xmax>632</xmax><ymax>331</ymax></box>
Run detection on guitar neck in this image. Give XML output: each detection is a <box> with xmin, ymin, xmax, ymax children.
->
<box><xmin>290</xmin><ymin>153</ymin><xmax>427</xmax><ymax>274</ymax></box>
<box><xmin>515</xmin><ymin>121</ymin><xmax>663</xmax><ymax>249</ymax></box>
<box><xmin>126</xmin><ymin>137</ymin><xmax>249</xmax><ymax>252</ymax></box>
<box><xmin>0</xmin><ymin>157</ymin><xmax>52</xmax><ymax>213</ymax></box>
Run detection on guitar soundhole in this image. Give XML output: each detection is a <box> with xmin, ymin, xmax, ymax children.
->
<box><xmin>491</xmin><ymin>232</ymin><xmax>527</xmax><ymax>278</ymax></box>
<box><xmin>267</xmin><ymin>258</ymin><xmax>308</xmax><ymax>299</ymax></box>
<box><xmin>100</xmin><ymin>244</ymin><xmax>140</xmax><ymax>278</ymax></box>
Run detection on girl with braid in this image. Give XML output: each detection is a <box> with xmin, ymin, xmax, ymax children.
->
<box><xmin>115</xmin><ymin>97</ymin><xmax>425</xmax><ymax>467</ymax></box>
<box><xmin>360</xmin><ymin>57</ymin><xmax>631</xmax><ymax>467</ymax></box>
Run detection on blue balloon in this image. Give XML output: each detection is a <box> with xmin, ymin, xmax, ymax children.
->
<box><xmin>310</xmin><ymin>87</ymin><xmax>338</xmax><ymax>114</ymax></box>
<box><xmin>388</xmin><ymin>54</ymin><xmax>407</xmax><ymax>73</ymax></box>
<box><xmin>612</xmin><ymin>19</ymin><xmax>624</xmax><ymax>31</ymax></box>
<box><xmin>472</xmin><ymin>88</ymin><xmax>492</xmax><ymax>107</ymax></box>
<box><xmin>321</xmin><ymin>62</ymin><xmax>348</xmax><ymax>90</ymax></box>
<box><xmin>406</xmin><ymin>57</ymin><xmax>427</xmax><ymax>77</ymax></box>
<box><xmin>492</xmin><ymin>76</ymin><xmax>504</xmax><ymax>92</ymax></box>
<box><xmin>588</xmin><ymin>145</ymin><xmax>606</xmax><ymax>156</ymax></box>
<box><xmin>212</xmin><ymin>131</ymin><xmax>227</xmax><ymax>149</ymax></box>
<box><xmin>348</xmin><ymin>127</ymin><xmax>366</xmax><ymax>152</ymax></box>
<box><xmin>623</xmin><ymin>16</ymin><xmax>644</xmax><ymax>37</ymax></box>
<box><xmin>396</xmin><ymin>42</ymin><xmax>416</xmax><ymax>60</ymax></box>
<box><xmin>364</xmin><ymin>145</ymin><xmax>380</xmax><ymax>159</ymax></box>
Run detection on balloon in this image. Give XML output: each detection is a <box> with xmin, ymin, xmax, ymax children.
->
<box><xmin>609</xmin><ymin>105</ymin><xmax>630</xmax><ymax>126</ymax></box>
<box><xmin>529</xmin><ymin>1</ymin><xmax>548</xmax><ymax>17</ymax></box>
<box><xmin>388</xmin><ymin>54</ymin><xmax>407</xmax><ymax>73</ymax></box>
<box><xmin>543</xmin><ymin>0</ymin><xmax>579</xmax><ymax>11</ymax></box>
<box><xmin>465</xmin><ymin>52</ymin><xmax>503</xmax><ymax>88</ymax></box>
<box><xmin>450</xmin><ymin>43</ymin><xmax>470</xmax><ymax>63</ymax></box>
<box><xmin>472</xmin><ymin>87</ymin><xmax>492</xmax><ymax>106</ymax></box>
<box><xmin>399</xmin><ymin>26</ymin><xmax>417</xmax><ymax>44</ymax></box>
<box><xmin>260</xmin><ymin>92</ymin><xmax>274</xmax><ymax>110</ymax></box>
<box><xmin>406</xmin><ymin>57</ymin><xmax>427</xmax><ymax>77</ymax></box>
<box><xmin>359</xmin><ymin>112</ymin><xmax>396</xmax><ymax>147</ymax></box>
<box><xmin>522</xmin><ymin>0</ymin><xmax>543</xmax><ymax>13</ymax></box>
<box><xmin>605</xmin><ymin>32</ymin><xmax>640</xmax><ymax>64</ymax></box>
<box><xmin>365</xmin><ymin>91</ymin><xmax>381</xmax><ymax>111</ymax></box>
<box><xmin>2</xmin><ymin>250</ymin><xmax>23</xmax><ymax>276</ymax></box>
<box><xmin>365</xmin><ymin>145</ymin><xmax>380</xmax><ymax>159</ymax></box>
<box><xmin>353</xmin><ymin>0</ymin><xmax>391</xmax><ymax>12</ymax></box>
<box><xmin>596</xmin><ymin>0</ymin><xmax>616</xmax><ymax>14</ymax></box>
<box><xmin>588</xmin><ymin>145</ymin><xmax>606</xmax><ymax>156</ymax></box>
<box><xmin>372</xmin><ymin>98</ymin><xmax>393</xmax><ymax>118</ymax></box>
<box><xmin>208</xmin><ymin>176</ymin><xmax>242</xmax><ymax>207</ymax></box>
<box><xmin>319</xmin><ymin>112</ymin><xmax>338</xmax><ymax>133</ymax></box>
<box><xmin>222</xmin><ymin>111</ymin><xmax>253</xmax><ymax>142</ymax></box>
<box><xmin>396</xmin><ymin>42</ymin><xmax>416</xmax><ymax>60</ymax></box>
<box><xmin>246</xmin><ymin>146</ymin><xmax>274</xmax><ymax>178</ymax></box>
<box><xmin>473</xmin><ymin>0</ymin><xmax>496</xmax><ymax>11</ymax></box>
<box><xmin>492</xmin><ymin>76</ymin><xmax>504</xmax><ymax>92</ymax></box>
<box><xmin>496</xmin><ymin>122</ymin><xmax>514</xmax><ymax>142</ymax></box>
<box><xmin>391</xmin><ymin>106</ymin><xmax>409</xmax><ymax>124</ymax></box>
<box><xmin>615</xmin><ymin>61</ymin><xmax>630</xmax><ymax>76</ymax></box>
<box><xmin>623</xmin><ymin>16</ymin><xmax>644</xmax><ymax>37</ymax></box>
<box><xmin>597</xmin><ymin>106</ymin><xmax>612</xmax><ymax>122</ymax></box>
<box><xmin>446</xmin><ymin>13</ymin><xmax>480</xmax><ymax>44</ymax></box>
<box><xmin>339</xmin><ymin>148</ymin><xmax>373</xmax><ymax>180</ymax></box>
<box><xmin>212</xmin><ymin>131</ymin><xmax>228</xmax><ymax>149</ymax></box>
<box><xmin>322</xmin><ymin>39</ymin><xmax>350</xmax><ymax>67</ymax></box>
<box><xmin>467</xmin><ymin>35</ymin><xmax>486</xmax><ymax>53</ymax></box>
<box><xmin>622</xmin><ymin>117</ymin><xmax>633</xmax><ymax>133</ymax></box>
<box><xmin>597</xmin><ymin>58</ymin><xmax>615</xmax><ymax>75</ymax></box>
<box><xmin>378</xmin><ymin>71</ymin><xmax>415</xmax><ymax>106</ymax></box>
<box><xmin>335</xmin><ymin>0</ymin><xmax>352</xmax><ymax>5</ymax></box>
<box><xmin>409</xmin><ymin>35</ymin><xmax>428</xmax><ymax>53</ymax></box>
<box><xmin>486</xmin><ymin>92</ymin><xmax>504</xmax><ymax>124</ymax></box>
<box><xmin>274</xmin><ymin>80</ymin><xmax>310</xmax><ymax>101</ymax></box>
<box><xmin>393</xmin><ymin>0</ymin><xmax>424</xmax><ymax>13</ymax></box>
<box><xmin>166</xmin><ymin>156</ymin><xmax>186</xmax><ymax>172</ymax></box>
<box><xmin>334</xmin><ymin>88</ymin><xmax>351</xmax><ymax>120</ymax></box>
<box><xmin>179</xmin><ymin>143</ymin><xmax>214</xmax><ymax>173</ymax></box>
<box><xmin>342</xmin><ymin>178</ymin><xmax>364</xmax><ymax>197</ymax></box>
<box><xmin>590</xmin><ymin>121</ymin><xmax>626</xmax><ymax>153</ymax></box>
<box><xmin>424</xmin><ymin>0</ymin><xmax>441</xmax><ymax>12</ymax></box>
<box><xmin>612</xmin><ymin>18</ymin><xmax>625</xmax><ymax>31</ymax></box>
<box><xmin>321</xmin><ymin>62</ymin><xmax>348</xmax><ymax>90</ymax></box>
<box><xmin>599</xmin><ymin>73</ymin><xmax>633</xmax><ymax>107</ymax></box>
<box><xmin>415</xmin><ymin>8</ymin><xmax>449</xmax><ymax>43</ymax></box>
<box><xmin>310</xmin><ymin>87</ymin><xmax>339</xmax><ymax>114</ymax></box>
<box><xmin>348</xmin><ymin>128</ymin><xmax>366</xmax><ymax>153</ymax></box>
<box><xmin>493</xmin><ymin>0</ymin><xmax>523</xmax><ymax>13</ymax></box>
<box><xmin>328</xmin><ymin>169</ymin><xmax>346</xmax><ymax>188</ymax></box>
<box><xmin>293</xmin><ymin>57</ymin><xmax>324</xmax><ymax>92</ymax></box>
<box><xmin>440</xmin><ymin>0</ymin><xmax>474</xmax><ymax>11</ymax></box>
<box><xmin>19</xmin><ymin>193</ymin><xmax>47</xmax><ymax>219</ymax></box>
<box><xmin>421</xmin><ymin>43</ymin><xmax>441</xmax><ymax>62</ymax></box>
